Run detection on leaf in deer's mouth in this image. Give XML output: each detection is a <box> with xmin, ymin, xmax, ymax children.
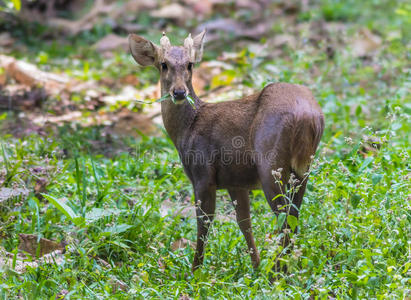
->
<box><xmin>153</xmin><ymin>93</ymin><xmax>194</xmax><ymax>107</ymax></box>
<box><xmin>186</xmin><ymin>94</ymin><xmax>196</xmax><ymax>109</ymax></box>
<box><xmin>134</xmin><ymin>93</ymin><xmax>172</xmax><ymax>104</ymax></box>
<box><xmin>156</xmin><ymin>93</ymin><xmax>171</xmax><ymax>103</ymax></box>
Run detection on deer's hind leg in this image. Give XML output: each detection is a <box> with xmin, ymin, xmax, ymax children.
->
<box><xmin>255</xmin><ymin>146</ymin><xmax>291</xmax><ymax>218</ymax></box>
<box><xmin>228</xmin><ymin>188</ymin><xmax>260</xmax><ymax>269</ymax></box>
<box><xmin>256</xmin><ymin>151</ymin><xmax>294</xmax><ymax>275</ymax></box>
<box><xmin>288</xmin><ymin>172</ymin><xmax>308</xmax><ymax>220</ymax></box>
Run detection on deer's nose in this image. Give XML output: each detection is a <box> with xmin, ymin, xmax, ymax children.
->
<box><xmin>173</xmin><ymin>89</ymin><xmax>186</xmax><ymax>100</ymax></box>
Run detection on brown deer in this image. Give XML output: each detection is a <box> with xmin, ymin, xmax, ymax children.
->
<box><xmin>128</xmin><ymin>31</ymin><xmax>324</xmax><ymax>273</ymax></box>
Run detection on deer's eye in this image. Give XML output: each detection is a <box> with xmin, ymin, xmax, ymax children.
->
<box><xmin>187</xmin><ymin>62</ymin><xmax>193</xmax><ymax>71</ymax></box>
<box><xmin>161</xmin><ymin>62</ymin><xmax>168</xmax><ymax>71</ymax></box>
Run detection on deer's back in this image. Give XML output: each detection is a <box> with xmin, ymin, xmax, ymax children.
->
<box><xmin>195</xmin><ymin>82</ymin><xmax>323</xmax><ymax>148</ymax></box>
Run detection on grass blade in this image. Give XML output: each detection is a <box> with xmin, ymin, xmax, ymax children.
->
<box><xmin>43</xmin><ymin>194</ymin><xmax>83</xmax><ymax>226</ymax></box>
<box><xmin>90</xmin><ymin>155</ymin><xmax>102</xmax><ymax>204</ymax></box>
<box><xmin>74</xmin><ymin>156</ymin><xmax>82</xmax><ymax>199</ymax></box>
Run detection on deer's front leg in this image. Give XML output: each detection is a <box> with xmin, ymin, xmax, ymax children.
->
<box><xmin>192</xmin><ymin>183</ymin><xmax>216</xmax><ymax>272</ymax></box>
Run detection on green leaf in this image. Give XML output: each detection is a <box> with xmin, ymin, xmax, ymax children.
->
<box><xmin>102</xmin><ymin>224</ymin><xmax>133</xmax><ymax>235</ymax></box>
<box><xmin>42</xmin><ymin>194</ymin><xmax>83</xmax><ymax>226</ymax></box>
<box><xmin>277</xmin><ymin>212</ymin><xmax>286</xmax><ymax>230</ymax></box>
<box><xmin>355</xmin><ymin>105</ymin><xmax>362</xmax><ymax>117</ymax></box>
<box><xmin>359</xmin><ymin>156</ymin><xmax>374</xmax><ymax>172</ymax></box>
<box><xmin>350</xmin><ymin>194</ymin><xmax>361</xmax><ymax>209</ymax></box>
<box><xmin>391</xmin><ymin>122</ymin><xmax>402</xmax><ymax>130</ymax></box>
<box><xmin>85</xmin><ymin>207</ymin><xmax>124</xmax><ymax>224</ymax></box>
<box><xmin>156</xmin><ymin>93</ymin><xmax>171</xmax><ymax>103</ymax></box>
<box><xmin>133</xmin><ymin>93</ymin><xmax>171</xmax><ymax>105</ymax></box>
<box><xmin>108</xmin><ymin>240</ymin><xmax>130</xmax><ymax>249</ymax></box>
<box><xmin>371</xmin><ymin>174</ymin><xmax>383</xmax><ymax>185</ymax></box>
<box><xmin>186</xmin><ymin>94</ymin><xmax>196</xmax><ymax>108</ymax></box>
<box><xmin>287</xmin><ymin>215</ymin><xmax>298</xmax><ymax>232</ymax></box>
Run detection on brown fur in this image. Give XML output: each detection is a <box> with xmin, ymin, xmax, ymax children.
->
<box><xmin>128</xmin><ymin>33</ymin><xmax>324</xmax><ymax>274</ymax></box>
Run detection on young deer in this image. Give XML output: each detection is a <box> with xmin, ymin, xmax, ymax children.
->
<box><xmin>128</xmin><ymin>31</ymin><xmax>324</xmax><ymax>273</ymax></box>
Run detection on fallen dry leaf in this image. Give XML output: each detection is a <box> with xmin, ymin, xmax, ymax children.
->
<box><xmin>119</xmin><ymin>74</ymin><xmax>140</xmax><ymax>86</ymax></box>
<box><xmin>270</xmin><ymin>34</ymin><xmax>297</xmax><ymax>49</ymax></box>
<box><xmin>160</xmin><ymin>198</ymin><xmax>195</xmax><ymax>219</ymax></box>
<box><xmin>93</xmin><ymin>34</ymin><xmax>129</xmax><ymax>53</ymax></box>
<box><xmin>18</xmin><ymin>233</ymin><xmax>65</xmax><ymax>257</ymax></box>
<box><xmin>0</xmin><ymin>247</ymin><xmax>65</xmax><ymax>274</ymax></box>
<box><xmin>65</xmin><ymin>79</ymin><xmax>100</xmax><ymax>94</ymax></box>
<box><xmin>159</xmin><ymin>198</ymin><xmax>173</xmax><ymax>217</ymax></box>
<box><xmin>33</xmin><ymin>111</ymin><xmax>83</xmax><ymax>126</ymax></box>
<box><xmin>150</xmin><ymin>3</ymin><xmax>191</xmax><ymax>22</ymax></box>
<box><xmin>182</xmin><ymin>0</ymin><xmax>213</xmax><ymax>16</ymax></box>
<box><xmin>115</xmin><ymin>22</ymin><xmax>144</xmax><ymax>33</ymax></box>
<box><xmin>96</xmin><ymin>256</ymin><xmax>111</xmax><ymax>268</ymax></box>
<box><xmin>177</xmin><ymin>205</ymin><xmax>196</xmax><ymax>219</ymax></box>
<box><xmin>215</xmin><ymin>212</ymin><xmax>236</xmax><ymax>223</ymax></box>
<box><xmin>196</xmin><ymin>18</ymin><xmax>275</xmax><ymax>42</ymax></box>
<box><xmin>158</xmin><ymin>257</ymin><xmax>166</xmax><ymax>272</ymax></box>
<box><xmin>111</xmin><ymin>109</ymin><xmax>157</xmax><ymax>137</ymax></box>
<box><xmin>34</xmin><ymin>177</ymin><xmax>49</xmax><ymax>197</ymax></box>
<box><xmin>351</xmin><ymin>28</ymin><xmax>382</xmax><ymax>57</ymax></box>
<box><xmin>109</xmin><ymin>276</ymin><xmax>129</xmax><ymax>292</ymax></box>
<box><xmin>171</xmin><ymin>238</ymin><xmax>195</xmax><ymax>252</ymax></box>
<box><xmin>0</xmin><ymin>187</ymin><xmax>29</xmax><ymax>204</ymax></box>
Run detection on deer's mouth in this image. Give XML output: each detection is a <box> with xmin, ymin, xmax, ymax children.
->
<box><xmin>172</xmin><ymin>89</ymin><xmax>187</xmax><ymax>101</ymax></box>
<box><xmin>166</xmin><ymin>92</ymin><xmax>196</xmax><ymax>108</ymax></box>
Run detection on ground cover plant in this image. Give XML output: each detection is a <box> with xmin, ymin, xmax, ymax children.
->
<box><xmin>0</xmin><ymin>0</ymin><xmax>410</xmax><ymax>298</ymax></box>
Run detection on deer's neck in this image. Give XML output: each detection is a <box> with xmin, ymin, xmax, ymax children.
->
<box><xmin>160</xmin><ymin>85</ymin><xmax>202</xmax><ymax>147</ymax></box>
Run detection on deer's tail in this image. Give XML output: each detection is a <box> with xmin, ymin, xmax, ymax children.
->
<box><xmin>290</xmin><ymin>112</ymin><xmax>324</xmax><ymax>177</ymax></box>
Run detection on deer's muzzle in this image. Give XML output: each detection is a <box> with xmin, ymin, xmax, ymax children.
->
<box><xmin>172</xmin><ymin>88</ymin><xmax>187</xmax><ymax>100</ymax></box>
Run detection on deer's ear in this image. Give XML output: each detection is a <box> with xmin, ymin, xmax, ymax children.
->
<box><xmin>193</xmin><ymin>30</ymin><xmax>206</xmax><ymax>63</ymax></box>
<box><xmin>128</xmin><ymin>34</ymin><xmax>159</xmax><ymax>66</ymax></box>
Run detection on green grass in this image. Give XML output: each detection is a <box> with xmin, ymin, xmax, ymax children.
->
<box><xmin>1</xmin><ymin>1</ymin><xmax>410</xmax><ymax>298</ymax></box>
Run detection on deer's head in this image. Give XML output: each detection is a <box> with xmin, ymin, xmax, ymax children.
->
<box><xmin>128</xmin><ymin>31</ymin><xmax>206</xmax><ymax>101</ymax></box>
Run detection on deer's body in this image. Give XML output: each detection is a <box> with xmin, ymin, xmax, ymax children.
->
<box><xmin>129</xmin><ymin>32</ymin><xmax>324</xmax><ymax>273</ymax></box>
<box><xmin>163</xmin><ymin>82</ymin><xmax>322</xmax><ymax>190</ymax></box>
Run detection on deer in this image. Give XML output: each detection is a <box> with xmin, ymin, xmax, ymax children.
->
<box><xmin>128</xmin><ymin>31</ymin><xmax>324</xmax><ymax>274</ymax></box>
